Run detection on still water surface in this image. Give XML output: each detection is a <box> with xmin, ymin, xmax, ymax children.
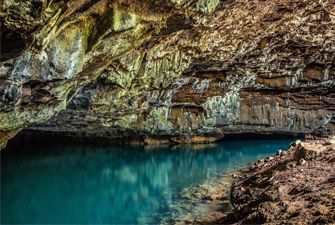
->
<box><xmin>1</xmin><ymin>139</ymin><xmax>293</xmax><ymax>224</ymax></box>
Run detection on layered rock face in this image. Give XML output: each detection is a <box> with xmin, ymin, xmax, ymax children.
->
<box><xmin>1</xmin><ymin>0</ymin><xmax>335</xmax><ymax>146</ymax></box>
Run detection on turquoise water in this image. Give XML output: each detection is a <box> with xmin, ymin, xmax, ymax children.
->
<box><xmin>1</xmin><ymin>139</ymin><xmax>293</xmax><ymax>224</ymax></box>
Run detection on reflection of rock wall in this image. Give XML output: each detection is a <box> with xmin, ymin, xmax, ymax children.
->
<box><xmin>2</xmin><ymin>136</ymin><xmax>287</xmax><ymax>223</ymax></box>
<box><xmin>1</xmin><ymin>0</ymin><xmax>335</xmax><ymax>146</ymax></box>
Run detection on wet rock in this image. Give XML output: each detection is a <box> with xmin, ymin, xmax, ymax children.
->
<box><xmin>215</xmin><ymin>137</ymin><xmax>335</xmax><ymax>225</ymax></box>
<box><xmin>169</xmin><ymin>173</ymin><xmax>235</xmax><ymax>224</ymax></box>
<box><xmin>298</xmin><ymin>158</ymin><xmax>307</xmax><ymax>165</ymax></box>
<box><xmin>170</xmin><ymin>136</ymin><xmax>222</xmax><ymax>144</ymax></box>
<box><xmin>143</xmin><ymin>137</ymin><xmax>170</xmax><ymax>145</ymax></box>
<box><xmin>0</xmin><ymin>130</ymin><xmax>21</xmax><ymax>149</ymax></box>
<box><xmin>294</xmin><ymin>141</ymin><xmax>331</xmax><ymax>160</ymax></box>
<box><xmin>0</xmin><ymin>0</ymin><xmax>334</xmax><ymax>148</ymax></box>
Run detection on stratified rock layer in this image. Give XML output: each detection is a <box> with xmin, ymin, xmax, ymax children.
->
<box><xmin>222</xmin><ymin>137</ymin><xmax>335</xmax><ymax>225</ymax></box>
<box><xmin>1</xmin><ymin>0</ymin><xmax>335</xmax><ymax>146</ymax></box>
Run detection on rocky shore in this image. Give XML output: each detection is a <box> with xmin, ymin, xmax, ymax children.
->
<box><xmin>170</xmin><ymin>173</ymin><xmax>235</xmax><ymax>225</ymax></box>
<box><xmin>177</xmin><ymin>137</ymin><xmax>335</xmax><ymax>224</ymax></box>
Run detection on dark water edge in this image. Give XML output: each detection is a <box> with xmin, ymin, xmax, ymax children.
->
<box><xmin>4</xmin><ymin>129</ymin><xmax>304</xmax><ymax>150</ymax></box>
<box><xmin>1</xmin><ymin>130</ymin><xmax>298</xmax><ymax>224</ymax></box>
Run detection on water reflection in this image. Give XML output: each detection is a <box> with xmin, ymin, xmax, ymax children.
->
<box><xmin>1</xmin><ymin>139</ymin><xmax>293</xmax><ymax>224</ymax></box>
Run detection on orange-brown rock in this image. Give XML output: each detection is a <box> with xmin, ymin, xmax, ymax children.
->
<box><xmin>216</xmin><ymin>137</ymin><xmax>335</xmax><ymax>225</ymax></box>
<box><xmin>1</xmin><ymin>0</ymin><xmax>335</xmax><ymax>147</ymax></box>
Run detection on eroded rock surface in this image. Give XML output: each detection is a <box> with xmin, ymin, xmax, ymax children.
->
<box><xmin>216</xmin><ymin>137</ymin><xmax>335</xmax><ymax>225</ymax></box>
<box><xmin>1</xmin><ymin>0</ymin><xmax>335</xmax><ymax>147</ymax></box>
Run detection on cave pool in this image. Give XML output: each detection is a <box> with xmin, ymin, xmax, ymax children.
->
<box><xmin>1</xmin><ymin>138</ymin><xmax>294</xmax><ymax>224</ymax></box>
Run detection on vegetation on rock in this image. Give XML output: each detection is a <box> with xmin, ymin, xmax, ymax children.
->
<box><xmin>1</xmin><ymin>0</ymin><xmax>335</xmax><ymax>148</ymax></box>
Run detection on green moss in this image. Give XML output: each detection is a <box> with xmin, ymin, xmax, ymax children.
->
<box><xmin>0</xmin><ymin>100</ymin><xmax>67</xmax><ymax>131</ymax></box>
<box><xmin>0</xmin><ymin>129</ymin><xmax>20</xmax><ymax>150</ymax></box>
<box><xmin>113</xmin><ymin>8</ymin><xmax>139</xmax><ymax>32</ymax></box>
<box><xmin>196</xmin><ymin>0</ymin><xmax>219</xmax><ymax>13</ymax></box>
<box><xmin>143</xmin><ymin>107</ymin><xmax>173</xmax><ymax>134</ymax></box>
<box><xmin>114</xmin><ymin>114</ymin><xmax>138</xmax><ymax>128</ymax></box>
<box><xmin>101</xmin><ymin>51</ymin><xmax>145</xmax><ymax>89</ymax></box>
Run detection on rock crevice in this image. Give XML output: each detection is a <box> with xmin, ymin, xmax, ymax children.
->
<box><xmin>1</xmin><ymin>0</ymin><xmax>335</xmax><ymax>147</ymax></box>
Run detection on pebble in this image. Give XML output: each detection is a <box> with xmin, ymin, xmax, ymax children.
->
<box><xmin>299</xmin><ymin>158</ymin><xmax>307</xmax><ymax>165</ymax></box>
<box><xmin>184</xmin><ymin>219</ymin><xmax>193</xmax><ymax>224</ymax></box>
<box><xmin>295</xmin><ymin>140</ymin><xmax>302</xmax><ymax>145</ymax></box>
